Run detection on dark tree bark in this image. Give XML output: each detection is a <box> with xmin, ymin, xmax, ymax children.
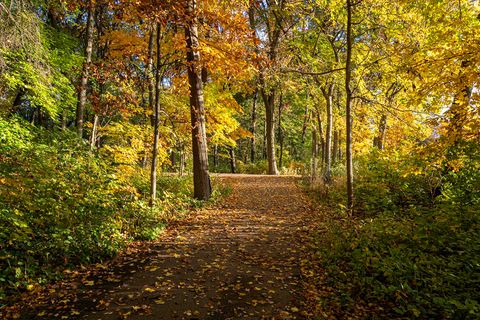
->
<box><xmin>75</xmin><ymin>0</ymin><xmax>95</xmax><ymax>137</ymax></box>
<box><xmin>311</xmin><ymin>126</ymin><xmax>318</xmax><ymax>184</ymax></box>
<box><xmin>314</xmin><ymin>105</ymin><xmax>326</xmax><ymax>167</ymax></box>
<box><xmin>150</xmin><ymin>23</ymin><xmax>162</xmax><ymax>205</ymax></box>
<box><xmin>185</xmin><ymin>0</ymin><xmax>211</xmax><ymax>200</ymax></box>
<box><xmin>345</xmin><ymin>0</ymin><xmax>354</xmax><ymax>210</ymax></box>
<box><xmin>374</xmin><ymin>114</ymin><xmax>387</xmax><ymax>150</ymax></box>
<box><xmin>263</xmin><ymin>119</ymin><xmax>267</xmax><ymax>159</ymax></box>
<box><xmin>12</xmin><ymin>90</ymin><xmax>23</xmax><ymax>109</ymax></box>
<box><xmin>333</xmin><ymin>129</ymin><xmax>339</xmax><ymax>163</ymax></box>
<box><xmin>277</xmin><ymin>91</ymin><xmax>284</xmax><ymax>169</ymax></box>
<box><xmin>229</xmin><ymin>147</ymin><xmax>236</xmax><ymax>174</ymax></box>
<box><xmin>250</xmin><ymin>89</ymin><xmax>258</xmax><ymax>163</ymax></box>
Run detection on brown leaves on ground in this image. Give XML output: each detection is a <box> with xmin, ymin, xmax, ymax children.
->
<box><xmin>0</xmin><ymin>174</ymin><xmax>322</xmax><ymax>319</ymax></box>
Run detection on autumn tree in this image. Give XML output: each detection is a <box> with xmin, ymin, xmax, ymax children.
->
<box><xmin>75</xmin><ymin>0</ymin><xmax>95</xmax><ymax>137</ymax></box>
<box><xmin>249</xmin><ymin>0</ymin><xmax>300</xmax><ymax>175</ymax></box>
<box><xmin>185</xmin><ymin>0</ymin><xmax>211</xmax><ymax>200</ymax></box>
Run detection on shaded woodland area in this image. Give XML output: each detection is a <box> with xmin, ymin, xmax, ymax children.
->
<box><xmin>1</xmin><ymin>0</ymin><xmax>479</xmax><ymax>318</ymax></box>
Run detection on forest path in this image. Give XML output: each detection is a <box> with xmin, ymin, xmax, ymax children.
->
<box><xmin>12</xmin><ymin>175</ymin><xmax>317</xmax><ymax>319</ymax></box>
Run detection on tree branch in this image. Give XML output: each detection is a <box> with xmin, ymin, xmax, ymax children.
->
<box><xmin>281</xmin><ymin>67</ymin><xmax>346</xmax><ymax>76</ymax></box>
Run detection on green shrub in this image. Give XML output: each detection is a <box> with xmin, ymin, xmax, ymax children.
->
<box><xmin>237</xmin><ymin>160</ymin><xmax>268</xmax><ymax>174</ymax></box>
<box><xmin>310</xmin><ymin>144</ymin><xmax>480</xmax><ymax>318</ymax></box>
<box><xmin>0</xmin><ymin>116</ymin><xmax>210</xmax><ymax>301</ymax></box>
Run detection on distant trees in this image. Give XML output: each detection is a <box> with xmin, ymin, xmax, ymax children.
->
<box><xmin>1</xmin><ymin>0</ymin><xmax>479</xmax><ymax>208</ymax></box>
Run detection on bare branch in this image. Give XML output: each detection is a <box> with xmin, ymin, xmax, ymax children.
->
<box><xmin>281</xmin><ymin>67</ymin><xmax>346</xmax><ymax>76</ymax></box>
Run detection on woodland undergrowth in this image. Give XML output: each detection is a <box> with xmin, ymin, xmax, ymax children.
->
<box><xmin>306</xmin><ymin>145</ymin><xmax>480</xmax><ymax>319</ymax></box>
<box><xmin>0</xmin><ymin>116</ymin><xmax>226</xmax><ymax>303</ymax></box>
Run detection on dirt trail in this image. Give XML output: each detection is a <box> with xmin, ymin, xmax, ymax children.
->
<box><xmin>7</xmin><ymin>174</ymin><xmax>316</xmax><ymax>319</ymax></box>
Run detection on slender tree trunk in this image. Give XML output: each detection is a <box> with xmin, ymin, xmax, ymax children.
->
<box><xmin>90</xmin><ymin>114</ymin><xmax>99</xmax><ymax>149</ymax></box>
<box><xmin>185</xmin><ymin>0</ymin><xmax>211</xmax><ymax>200</ymax></box>
<box><xmin>376</xmin><ymin>114</ymin><xmax>387</xmax><ymax>150</ymax></box>
<box><xmin>315</xmin><ymin>106</ymin><xmax>326</xmax><ymax>169</ymax></box>
<box><xmin>345</xmin><ymin>0</ymin><xmax>354</xmax><ymax>211</ymax></box>
<box><xmin>170</xmin><ymin>150</ymin><xmax>177</xmax><ymax>171</ymax></box>
<box><xmin>250</xmin><ymin>89</ymin><xmax>257</xmax><ymax>163</ymax></box>
<box><xmin>248</xmin><ymin>5</ymin><xmax>259</xmax><ymax>163</ymax></box>
<box><xmin>447</xmin><ymin>61</ymin><xmax>471</xmax><ymax>144</ymax></box>
<box><xmin>75</xmin><ymin>0</ymin><xmax>95</xmax><ymax>137</ymax></box>
<box><xmin>263</xmin><ymin>119</ymin><xmax>267</xmax><ymax>159</ymax></box>
<box><xmin>333</xmin><ymin>129</ymin><xmax>339</xmax><ymax>163</ymax></box>
<box><xmin>213</xmin><ymin>144</ymin><xmax>218</xmax><ymax>169</ymax></box>
<box><xmin>150</xmin><ymin>23</ymin><xmax>162</xmax><ymax>205</ymax></box>
<box><xmin>301</xmin><ymin>103</ymin><xmax>309</xmax><ymax>144</ymax></box>
<box><xmin>229</xmin><ymin>147</ymin><xmax>236</xmax><ymax>173</ymax></box>
<box><xmin>179</xmin><ymin>144</ymin><xmax>185</xmax><ymax>177</ymax></box>
<box><xmin>322</xmin><ymin>84</ymin><xmax>334</xmax><ymax>183</ymax></box>
<box><xmin>338</xmin><ymin>130</ymin><xmax>343</xmax><ymax>161</ymax></box>
<box><xmin>277</xmin><ymin>91</ymin><xmax>284</xmax><ymax>169</ymax></box>
<box><xmin>311</xmin><ymin>126</ymin><xmax>318</xmax><ymax>184</ymax></box>
<box><xmin>61</xmin><ymin>111</ymin><xmax>67</xmax><ymax>130</ymax></box>
<box><xmin>139</xmin><ymin>26</ymin><xmax>155</xmax><ymax>169</ymax></box>
<box><xmin>147</xmin><ymin>26</ymin><xmax>156</xmax><ymax>126</ymax></box>
<box><xmin>261</xmin><ymin>91</ymin><xmax>279</xmax><ymax>175</ymax></box>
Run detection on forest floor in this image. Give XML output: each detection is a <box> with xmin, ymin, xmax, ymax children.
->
<box><xmin>1</xmin><ymin>174</ymin><xmax>321</xmax><ymax>320</ymax></box>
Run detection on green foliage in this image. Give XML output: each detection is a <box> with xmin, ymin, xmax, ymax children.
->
<box><xmin>0</xmin><ymin>117</ymin><xmax>210</xmax><ymax>301</ymax></box>
<box><xmin>310</xmin><ymin>144</ymin><xmax>480</xmax><ymax>318</ymax></box>
<box><xmin>1</xmin><ymin>21</ymin><xmax>80</xmax><ymax>118</ymax></box>
<box><xmin>354</xmin><ymin>151</ymin><xmax>436</xmax><ymax>215</ymax></box>
<box><xmin>237</xmin><ymin>160</ymin><xmax>268</xmax><ymax>174</ymax></box>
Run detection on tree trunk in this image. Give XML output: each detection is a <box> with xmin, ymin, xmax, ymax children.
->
<box><xmin>301</xmin><ymin>102</ymin><xmax>309</xmax><ymax>144</ymax></box>
<box><xmin>345</xmin><ymin>0</ymin><xmax>354</xmax><ymax>211</ymax></box>
<box><xmin>150</xmin><ymin>23</ymin><xmax>162</xmax><ymax>205</ymax></box>
<box><xmin>170</xmin><ymin>150</ymin><xmax>177</xmax><ymax>171</ymax></box>
<box><xmin>322</xmin><ymin>84</ymin><xmax>334</xmax><ymax>183</ymax></box>
<box><xmin>261</xmin><ymin>91</ymin><xmax>279</xmax><ymax>175</ymax></box>
<box><xmin>250</xmin><ymin>89</ymin><xmax>257</xmax><ymax>163</ymax></box>
<box><xmin>333</xmin><ymin>129</ymin><xmax>339</xmax><ymax>163</ymax></box>
<box><xmin>315</xmin><ymin>105</ymin><xmax>326</xmax><ymax>169</ymax></box>
<box><xmin>338</xmin><ymin>130</ymin><xmax>343</xmax><ymax>161</ymax></box>
<box><xmin>263</xmin><ymin>118</ymin><xmax>267</xmax><ymax>159</ymax></box>
<box><xmin>277</xmin><ymin>91</ymin><xmax>284</xmax><ymax>169</ymax></box>
<box><xmin>75</xmin><ymin>0</ymin><xmax>95</xmax><ymax>137</ymax></box>
<box><xmin>229</xmin><ymin>147</ymin><xmax>236</xmax><ymax>173</ymax></box>
<box><xmin>61</xmin><ymin>109</ymin><xmax>67</xmax><ymax>130</ymax></box>
<box><xmin>311</xmin><ymin>126</ymin><xmax>318</xmax><ymax>184</ymax></box>
<box><xmin>185</xmin><ymin>0</ymin><xmax>211</xmax><ymax>200</ymax></box>
<box><xmin>147</xmin><ymin>26</ymin><xmax>156</xmax><ymax>126</ymax></box>
<box><xmin>213</xmin><ymin>144</ymin><xmax>218</xmax><ymax>169</ymax></box>
<box><xmin>90</xmin><ymin>114</ymin><xmax>99</xmax><ymax>149</ymax></box>
<box><xmin>179</xmin><ymin>144</ymin><xmax>185</xmax><ymax>177</ymax></box>
<box><xmin>375</xmin><ymin>114</ymin><xmax>387</xmax><ymax>150</ymax></box>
